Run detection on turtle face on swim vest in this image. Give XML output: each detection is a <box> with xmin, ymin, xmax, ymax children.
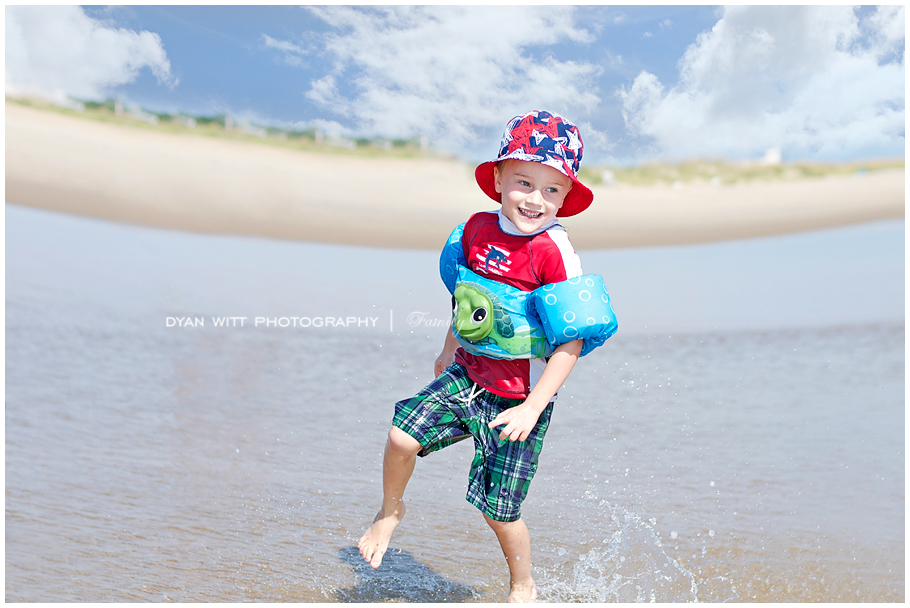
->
<box><xmin>453</xmin><ymin>284</ymin><xmax>494</xmax><ymax>341</ymax></box>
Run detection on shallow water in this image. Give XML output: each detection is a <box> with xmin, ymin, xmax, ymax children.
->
<box><xmin>5</xmin><ymin>205</ymin><xmax>904</xmax><ymax>601</ymax></box>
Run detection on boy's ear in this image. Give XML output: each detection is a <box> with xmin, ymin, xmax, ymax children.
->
<box><xmin>493</xmin><ymin>165</ymin><xmax>503</xmax><ymax>194</ymax></box>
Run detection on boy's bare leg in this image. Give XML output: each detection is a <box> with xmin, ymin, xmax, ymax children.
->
<box><xmin>358</xmin><ymin>426</ymin><xmax>422</xmax><ymax>569</ymax></box>
<box><xmin>484</xmin><ymin>514</ymin><xmax>538</xmax><ymax>602</ymax></box>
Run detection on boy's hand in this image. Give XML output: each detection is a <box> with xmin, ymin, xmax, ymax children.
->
<box><xmin>487</xmin><ymin>340</ymin><xmax>583</xmax><ymax>442</ymax></box>
<box><xmin>488</xmin><ymin>401</ymin><xmax>544</xmax><ymax>443</ymax></box>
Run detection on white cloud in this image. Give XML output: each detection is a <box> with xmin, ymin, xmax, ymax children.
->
<box><xmin>306</xmin><ymin>75</ymin><xmax>343</xmax><ymax>108</ymax></box>
<box><xmin>6</xmin><ymin>5</ymin><xmax>174</xmax><ymax>101</ymax></box>
<box><xmin>301</xmin><ymin>6</ymin><xmax>602</xmax><ymax>152</ymax></box>
<box><xmin>262</xmin><ymin>34</ymin><xmax>306</xmax><ymax>67</ymax></box>
<box><xmin>604</xmin><ymin>51</ymin><xmax>624</xmax><ymax>68</ymax></box>
<box><xmin>619</xmin><ymin>6</ymin><xmax>905</xmax><ymax>160</ymax></box>
<box><xmin>861</xmin><ymin>5</ymin><xmax>905</xmax><ymax>59</ymax></box>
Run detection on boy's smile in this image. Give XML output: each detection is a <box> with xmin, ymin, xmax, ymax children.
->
<box><xmin>494</xmin><ymin>159</ymin><xmax>572</xmax><ymax>234</ymax></box>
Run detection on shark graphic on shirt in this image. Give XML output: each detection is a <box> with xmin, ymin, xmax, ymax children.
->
<box><xmin>475</xmin><ymin>245</ymin><xmax>511</xmax><ymax>276</ymax></box>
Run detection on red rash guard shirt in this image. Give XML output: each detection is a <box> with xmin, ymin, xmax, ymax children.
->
<box><xmin>454</xmin><ymin>211</ymin><xmax>583</xmax><ymax>399</ymax></box>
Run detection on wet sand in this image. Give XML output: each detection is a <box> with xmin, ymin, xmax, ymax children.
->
<box><xmin>5</xmin><ymin>102</ymin><xmax>905</xmax><ymax>249</ymax></box>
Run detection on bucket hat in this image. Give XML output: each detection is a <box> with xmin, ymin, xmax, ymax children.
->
<box><xmin>475</xmin><ymin>110</ymin><xmax>593</xmax><ymax>217</ymax></box>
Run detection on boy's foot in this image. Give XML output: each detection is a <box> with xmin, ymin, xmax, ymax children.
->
<box><xmin>358</xmin><ymin>501</ymin><xmax>406</xmax><ymax>569</ymax></box>
<box><xmin>507</xmin><ymin>581</ymin><xmax>538</xmax><ymax>603</ymax></box>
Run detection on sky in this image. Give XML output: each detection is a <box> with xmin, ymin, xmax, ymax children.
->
<box><xmin>5</xmin><ymin>5</ymin><xmax>906</xmax><ymax>165</ymax></box>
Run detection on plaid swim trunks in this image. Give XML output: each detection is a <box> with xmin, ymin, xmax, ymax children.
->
<box><xmin>393</xmin><ymin>363</ymin><xmax>553</xmax><ymax>522</ymax></box>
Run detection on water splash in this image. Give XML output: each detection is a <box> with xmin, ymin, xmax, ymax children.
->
<box><xmin>537</xmin><ymin>497</ymin><xmax>698</xmax><ymax>602</ymax></box>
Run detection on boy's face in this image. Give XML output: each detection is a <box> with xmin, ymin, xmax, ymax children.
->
<box><xmin>494</xmin><ymin>160</ymin><xmax>572</xmax><ymax>234</ymax></box>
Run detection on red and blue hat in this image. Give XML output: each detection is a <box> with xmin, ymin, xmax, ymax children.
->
<box><xmin>475</xmin><ymin>110</ymin><xmax>593</xmax><ymax>217</ymax></box>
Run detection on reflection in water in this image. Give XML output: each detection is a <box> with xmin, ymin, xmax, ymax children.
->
<box><xmin>335</xmin><ymin>546</ymin><xmax>479</xmax><ymax>602</ymax></box>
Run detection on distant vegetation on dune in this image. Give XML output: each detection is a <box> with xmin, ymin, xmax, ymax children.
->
<box><xmin>7</xmin><ymin>95</ymin><xmax>435</xmax><ymax>159</ymax></box>
<box><xmin>579</xmin><ymin>156</ymin><xmax>903</xmax><ymax>188</ymax></box>
<box><xmin>8</xmin><ymin>95</ymin><xmax>905</xmax><ymax>184</ymax></box>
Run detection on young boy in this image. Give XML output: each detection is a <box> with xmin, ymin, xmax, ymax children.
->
<box><xmin>359</xmin><ymin>110</ymin><xmax>599</xmax><ymax>602</ymax></box>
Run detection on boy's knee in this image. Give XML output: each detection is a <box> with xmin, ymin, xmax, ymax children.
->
<box><xmin>387</xmin><ymin>426</ymin><xmax>422</xmax><ymax>456</ymax></box>
<box><xmin>483</xmin><ymin>512</ymin><xmax>520</xmax><ymax>532</ymax></box>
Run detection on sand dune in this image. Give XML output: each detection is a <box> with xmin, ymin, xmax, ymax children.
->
<box><xmin>6</xmin><ymin>103</ymin><xmax>904</xmax><ymax>249</ymax></box>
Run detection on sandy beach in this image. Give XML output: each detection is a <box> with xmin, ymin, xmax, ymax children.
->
<box><xmin>5</xmin><ymin>102</ymin><xmax>905</xmax><ymax>249</ymax></box>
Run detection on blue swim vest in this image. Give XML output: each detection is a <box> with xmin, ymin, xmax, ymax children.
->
<box><xmin>440</xmin><ymin>223</ymin><xmax>617</xmax><ymax>359</ymax></box>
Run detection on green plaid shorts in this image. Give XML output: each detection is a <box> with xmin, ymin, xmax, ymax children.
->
<box><xmin>392</xmin><ymin>363</ymin><xmax>553</xmax><ymax>522</ymax></box>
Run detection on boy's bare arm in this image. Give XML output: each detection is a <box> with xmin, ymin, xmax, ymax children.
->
<box><xmin>434</xmin><ymin>324</ymin><xmax>460</xmax><ymax>377</ymax></box>
<box><xmin>487</xmin><ymin>339</ymin><xmax>583</xmax><ymax>442</ymax></box>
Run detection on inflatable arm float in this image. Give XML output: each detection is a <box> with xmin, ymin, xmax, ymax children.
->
<box><xmin>440</xmin><ymin>223</ymin><xmax>617</xmax><ymax>360</ymax></box>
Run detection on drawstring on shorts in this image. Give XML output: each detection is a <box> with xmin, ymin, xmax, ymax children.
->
<box><xmin>460</xmin><ymin>382</ymin><xmax>481</xmax><ymax>408</ymax></box>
